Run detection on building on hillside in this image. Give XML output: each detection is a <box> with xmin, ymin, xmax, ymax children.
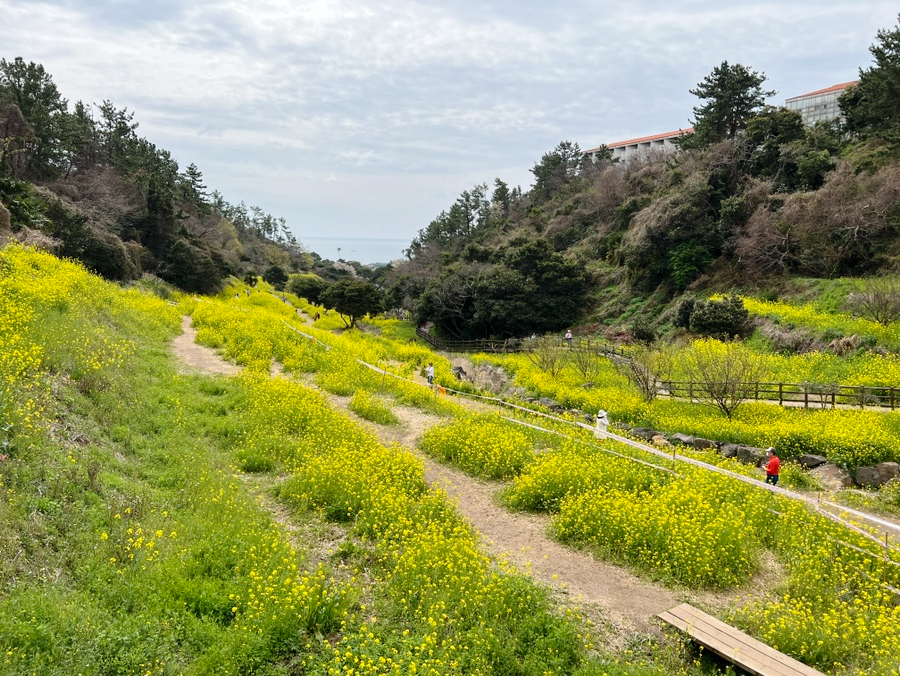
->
<box><xmin>584</xmin><ymin>128</ymin><xmax>693</xmax><ymax>163</ymax></box>
<box><xmin>584</xmin><ymin>82</ymin><xmax>856</xmax><ymax>164</ymax></box>
<box><xmin>783</xmin><ymin>81</ymin><xmax>856</xmax><ymax>125</ymax></box>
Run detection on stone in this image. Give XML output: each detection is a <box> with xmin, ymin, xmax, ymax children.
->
<box><xmin>652</xmin><ymin>434</ymin><xmax>673</xmax><ymax>449</ymax></box>
<box><xmin>451</xmin><ymin>365</ymin><xmax>467</xmax><ymax>381</ymax></box>
<box><xmin>736</xmin><ymin>445</ymin><xmax>767</xmax><ymax>466</ymax></box>
<box><xmin>671</xmin><ymin>433</ymin><xmax>695</xmax><ymax>446</ymax></box>
<box><xmin>693</xmin><ymin>438</ymin><xmax>718</xmax><ymax>451</ymax></box>
<box><xmin>537</xmin><ymin>397</ymin><xmax>559</xmax><ymax>409</ymax></box>
<box><xmin>876</xmin><ymin>462</ymin><xmax>900</xmax><ymax>482</ymax></box>
<box><xmin>809</xmin><ymin>464</ymin><xmax>855</xmax><ymax>491</ymax></box>
<box><xmin>630</xmin><ymin>428</ymin><xmax>659</xmax><ymax>442</ymax></box>
<box><xmin>854</xmin><ymin>465</ymin><xmax>883</xmax><ymax>488</ymax></box>
<box><xmin>719</xmin><ymin>443</ymin><xmax>739</xmax><ymax>458</ymax></box>
<box><xmin>797</xmin><ymin>454</ymin><xmax>829</xmax><ymax>469</ymax></box>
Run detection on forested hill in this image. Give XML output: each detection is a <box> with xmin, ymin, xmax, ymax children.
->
<box><xmin>0</xmin><ymin>58</ymin><xmax>311</xmax><ymax>294</ymax></box>
<box><xmin>386</xmin><ymin>16</ymin><xmax>900</xmax><ymax>341</ymax></box>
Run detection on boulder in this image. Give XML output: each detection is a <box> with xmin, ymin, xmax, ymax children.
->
<box><xmin>719</xmin><ymin>443</ymin><xmax>739</xmax><ymax>458</ymax></box>
<box><xmin>451</xmin><ymin>365</ymin><xmax>467</xmax><ymax>381</ymax></box>
<box><xmin>537</xmin><ymin>397</ymin><xmax>559</xmax><ymax>409</ymax></box>
<box><xmin>797</xmin><ymin>454</ymin><xmax>829</xmax><ymax>469</ymax></box>
<box><xmin>854</xmin><ymin>465</ymin><xmax>883</xmax><ymax>488</ymax></box>
<box><xmin>630</xmin><ymin>428</ymin><xmax>659</xmax><ymax>442</ymax></box>
<box><xmin>693</xmin><ymin>438</ymin><xmax>719</xmax><ymax>451</ymax></box>
<box><xmin>671</xmin><ymin>433</ymin><xmax>695</xmax><ymax>446</ymax></box>
<box><xmin>736</xmin><ymin>445</ymin><xmax>767</xmax><ymax>466</ymax></box>
<box><xmin>810</xmin><ymin>464</ymin><xmax>854</xmax><ymax>491</ymax></box>
<box><xmin>876</xmin><ymin>462</ymin><xmax>900</xmax><ymax>483</ymax></box>
<box><xmin>652</xmin><ymin>434</ymin><xmax>673</xmax><ymax>449</ymax></box>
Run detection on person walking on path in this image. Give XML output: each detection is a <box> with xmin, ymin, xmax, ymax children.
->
<box><xmin>564</xmin><ymin>329</ymin><xmax>573</xmax><ymax>347</ymax></box>
<box><xmin>764</xmin><ymin>447</ymin><xmax>781</xmax><ymax>485</ymax></box>
<box><xmin>425</xmin><ymin>362</ymin><xmax>435</xmax><ymax>386</ymax></box>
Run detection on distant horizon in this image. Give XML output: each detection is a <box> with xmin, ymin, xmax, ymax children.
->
<box><xmin>301</xmin><ymin>236</ymin><xmax>410</xmax><ymax>266</ymax></box>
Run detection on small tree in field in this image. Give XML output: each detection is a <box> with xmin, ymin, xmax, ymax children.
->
<box><xmin>568</xmin><ymin>346</ymin><xmax>606</xmax><ymax>382</ymax></box>
<box><xmin>616</xmin><ymin>343</ymin><xmax>674</xmax><ymax>403</ymax></box>
<box><xmin>679</xmin><ymin>339</ymin><xmax>767</xmax><ymax>418</ymax></box>
<box><xmin>527</xmin><ymin>336</ymin><xmax>566</xmax><ymax>377</ymax></box>
<box><xmin>320</xmin><ymin>279</ymin><xmax>384</xmax><ymax>329</ymax></box>
<box><xmin>847</xmin><ymin>277</ymin><xmax>900</xmax><ymax>326</ymax></box>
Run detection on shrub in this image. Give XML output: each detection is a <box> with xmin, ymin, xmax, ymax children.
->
<box><xmin>689</xmin><ymin>295</ymin><xmax>749</xmax><ymax>338</ymax></box>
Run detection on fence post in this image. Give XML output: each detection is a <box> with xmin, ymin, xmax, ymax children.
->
<box><xmin>804</xmin><ymin>388</ymin><xmax>809</xmax><ymax>409</ymax></box>
<box><xmin>892</xmin><ymin>387</ymin><xmax>895</xmax><ymax>411</ymax></box>
<box><xmin>779</xmin><ymin>383</ymin><xmax>783</xmax><ymax>406</ymax></box>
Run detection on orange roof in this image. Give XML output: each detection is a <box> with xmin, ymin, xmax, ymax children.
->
<box><xmin>785</xmin><ymin>81</ymin><xmax>857</xmax><ymax>101</ymax></box>
<box><xmin>585</xmin><ymin>128</ymin><xmax>693</xmax><ymax>153</ymax></box>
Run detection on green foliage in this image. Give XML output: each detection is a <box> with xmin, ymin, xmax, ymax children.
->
<box><xmin>682</xmin><ymin>61</ymin><xmax>775</xmax><ymax>146</ymax></box>
<box><xmin>320</xmin><ymin>278</ymin><xmax>385</xmax><ymax>328</ymax></box>
<box><xmin>262</xmin><ymin>264</ymin><xmax>288</xmax><ymax>290</ymax></box>
<box><xmin>530</xmin><ymin>140</ymin><xmax>583</xmax><ymax>200</ymax></box>
<box><xmin>840</xmin><ymin>14</ymin><xmax>900</xmax><ymax>139</ymax></box>
<box><xmin>688</xmin><ymin>295</ymin><xmax>749</xmax><ymax>338</ymax></box>
<box><xmin>286</xmin><ymin>272</ymin><xmax>328</xmax><ymax>304</ymax></box>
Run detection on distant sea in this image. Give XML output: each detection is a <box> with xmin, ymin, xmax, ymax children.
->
<box><xmin>301</xmin><ymin>237</ymin><xmax>409</xmax><ymax>266</ymax></box>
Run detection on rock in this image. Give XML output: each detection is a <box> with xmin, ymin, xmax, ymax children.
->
<box><xmin>855</xmin><ymin>463</ymin><xmax>900</xmax><ymax>488</ymax></box>
<box><xmin>630</xmin><ymin>428</ymin><xmax>659</xmax><ymax>442</ymax></box>
<box><xmin>719</xmin><ymin>443</ymin><xmax>739</xmax><ymax>458</ymax></box>
<box><xmin>810</xmin><ymin>464</ymin><xmax>855</xmax><ymax>491</ymax></box>
<box><xmin>736</xmin><ymin>445</ymin><xmax>767</xmax><ymax>466</ymax></box>
<box><xmin>797</xmin><ymin>454</ymin><xmax>829</xmax><ymax>469</ymax></box>
<box><xmin>652</xmin><ymin>434</ymin><xmax>673</xmax><ymax>449</ymax></box>
<box><xmin>671</xmin><ymin>433</ymin><xmax>695</xmax><ymax>446</ymax></box>
<box><xmin>693</xmin><ymin>438</ymin><xmax>718</xmax><ymax>451</ymax></box>
<box><xmin>876</xmin><ymin>462</ymin><xmax>900</xmax><ymax>482</ymax></box>
<box><xmin>451</xmin><ymin>365</ymin><xmax>467</xmax><ymax>381</ymax></box>
<box><xmin>537</xmin><ymin>397</ymin><xmax>558</xmax><ymax>409</ymax></box>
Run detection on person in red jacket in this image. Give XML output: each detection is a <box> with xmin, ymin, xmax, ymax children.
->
<box><xmin>764</xmin><ymin>447</ymin><xmax>781</xmax><ymax>485</ymax></box>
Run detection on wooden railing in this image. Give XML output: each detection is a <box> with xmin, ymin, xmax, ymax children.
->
<box><xmin>661</xmin><ymin>380</ymin><xmax>900</xmax><ymax>410</ymax></box>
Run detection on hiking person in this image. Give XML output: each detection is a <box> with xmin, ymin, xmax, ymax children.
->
<box><xmin>564</xmin><ymin>329</ymin><xmax>573</xmax><ymax>347</ymax></box>
<box><xmin>425</xmin><ymin>362</ymin><xmax>435</xmax><ymax>386</ymax></box>
<box><xmin>764</xmin><ymin>447</ymin><xmax>781</xmax><ymax>485</ymax></box>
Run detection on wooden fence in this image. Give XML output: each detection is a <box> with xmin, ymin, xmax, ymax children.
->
<box><xmin>661</xmin><ymin>380</ymin><xmax>900</xmax><ymax>410</ymax></box>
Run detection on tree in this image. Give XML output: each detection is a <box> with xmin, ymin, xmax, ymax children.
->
<box><xmin>616</xmin><ymin>343</ymin><xmax>674</xmax><ymax>403</ymax></box>
<box><xmin>678</xmin><ymin>339</ymin><xmax>767</xmax><ymax>418</ymax></box>
<box><xmin>320</xmin><ymin>279</ymin><xmax>385</xmax><ymax>328</ymax></box>
<box><xmin>530</xmin><ymin>141</ymin><xmax>582</xmax><ymax>200</ymax></box>
<box><xmin>526</xmin><ymin>336</ymin><xmax>566</xmax><ymax>377</ymax></box>
<box><xmin>0</xmin><ymin>57</ymin><xmax>68</xmax><ymax>177</ymax></box>
<box><xmin>263</xmin><ymin>264</ymin><xmax>288</xmax><ymax>290</ymax></box>
<box><xmin>847</xmin><ymin>277</ymin><xmax>900</xmax><ymax>325</ymax></box>
<box><xmin>287</xmin><ymin>273</ymin><xmax>328</xmax><ymax>304</ymax></box>
<box><xmin>688</xmin><ymin>295</ymin><xmax>749</xmax><ymax>339</ymax></box>
<box><xmin>840</xmin><ymin>14</ymin><xmax>900</xmax><ymax>137</ymax></box>
<box><xmin>682</xmin><ymin>61</ymin><xmax>775</xmax><ymax>147</ymax></box>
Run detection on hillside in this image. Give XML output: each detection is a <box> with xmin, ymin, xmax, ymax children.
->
<box><xmin>388</xmin><ymin>17</ymin><xmax>900</xmax><ymax>342</ymax></box>
<box><xmin>2</xmin><ymin>246</ymin><xmax>899</xmax><ymax>675</ymax></box>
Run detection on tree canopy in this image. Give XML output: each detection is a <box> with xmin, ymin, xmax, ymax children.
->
<box><xmin>840</xmin><ymin>14</ymin><xmax>900</xmax><ymax>138</ymax></box>
<box><xmin>683</xmin><ymin>61</ymin><xmax>775</xmax><ymax>147</ymax></box>
<box><xmin>321</xmin><ymin>279</ymin><xmax>385</xmax><ymax>328</ymax></box>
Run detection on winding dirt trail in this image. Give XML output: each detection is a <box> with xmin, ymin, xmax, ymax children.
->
<box><xmin>170</xmin><ymin>317</ymin><xmax>703</xmax><ymax>636</ymax></box>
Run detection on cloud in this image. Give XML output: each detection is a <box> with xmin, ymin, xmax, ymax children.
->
<box><xmin>2</xmin><ymin>0</ymin><xmax>899</xmax><ymax>241</ymax></box>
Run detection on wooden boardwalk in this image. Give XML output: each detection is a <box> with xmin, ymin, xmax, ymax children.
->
<box><xmin>658</xmin><ymin>603</ymin><xmax>826</xmax><ymax>676</ymax></box>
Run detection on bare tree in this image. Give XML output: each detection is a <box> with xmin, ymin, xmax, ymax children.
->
<box><xmin>847</xmin><ymin>277</ymin><xmax>900</xmax><ymax>326</ymax></box>
<box><xmin>527</xmin><ymin>336</ymin><xmax>566</xmax><ymax>377</ymax></box>
<box><xmin>678</xmin><ymin>339</ymin><xmax>768</xmax><ymax>418</ymax></box>
<box><xmin>615</xmin><ymin>343</ymin><xmax>674</xmax><ymax>403</ymax></box>
<box><xmin>568</xmin><ymin>345</ymin><xmax>607</xmax><ymax>382</ymax></box>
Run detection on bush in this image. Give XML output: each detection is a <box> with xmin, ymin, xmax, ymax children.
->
<box><xmin>689</xmin><ymin>295</ymin><xmax>749</xmax><ymax>338</ymax></box>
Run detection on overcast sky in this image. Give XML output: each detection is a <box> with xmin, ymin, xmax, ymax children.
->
<box><xmin>2</xmin><ymin>1</ymin><xmax>897</xmax><ymax>249</ymax></box>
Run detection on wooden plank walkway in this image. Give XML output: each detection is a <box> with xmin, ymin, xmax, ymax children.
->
<box><xmin>658</xmin><ymin>603</ymin><xmax>826</xmax><ymax>676</ymax></box>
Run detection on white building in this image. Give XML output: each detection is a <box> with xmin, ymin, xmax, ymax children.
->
<box><xmin>584</xmin><ymin>128</ymin><xmax>693</xmax><ymax>163</ymax></box>
<box><xmin>784</xmin><ymin>81</ymin><xmax>856</xmax><ymax>126</ymax></box>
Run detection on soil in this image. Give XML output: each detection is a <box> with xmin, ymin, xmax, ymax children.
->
<box><xmin>169</xmin><ymin>316</ymin><xmax>757</xmax><ymax>641</ymax></box>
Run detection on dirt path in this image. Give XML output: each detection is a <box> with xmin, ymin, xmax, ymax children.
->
<box><xmin>171</xmin><ymin>316</ymin><xmax>241</xmax><ymax>375</ymax></box>
<box><xmin>168</xmin><ymin>318</ymin><xmax>705</xmax><ymax>637</ymax></box>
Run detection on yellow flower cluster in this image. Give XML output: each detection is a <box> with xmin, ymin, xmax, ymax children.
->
<box><xmin>420</xmin><ymin>415</ymin><xmax>535</xmax><ymax>480</ymax></box>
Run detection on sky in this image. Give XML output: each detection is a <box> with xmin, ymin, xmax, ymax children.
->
<box><xmin>2</xmin><ymin>1</ymin><xmax>898</xmax><ymax>252</ymax></box>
